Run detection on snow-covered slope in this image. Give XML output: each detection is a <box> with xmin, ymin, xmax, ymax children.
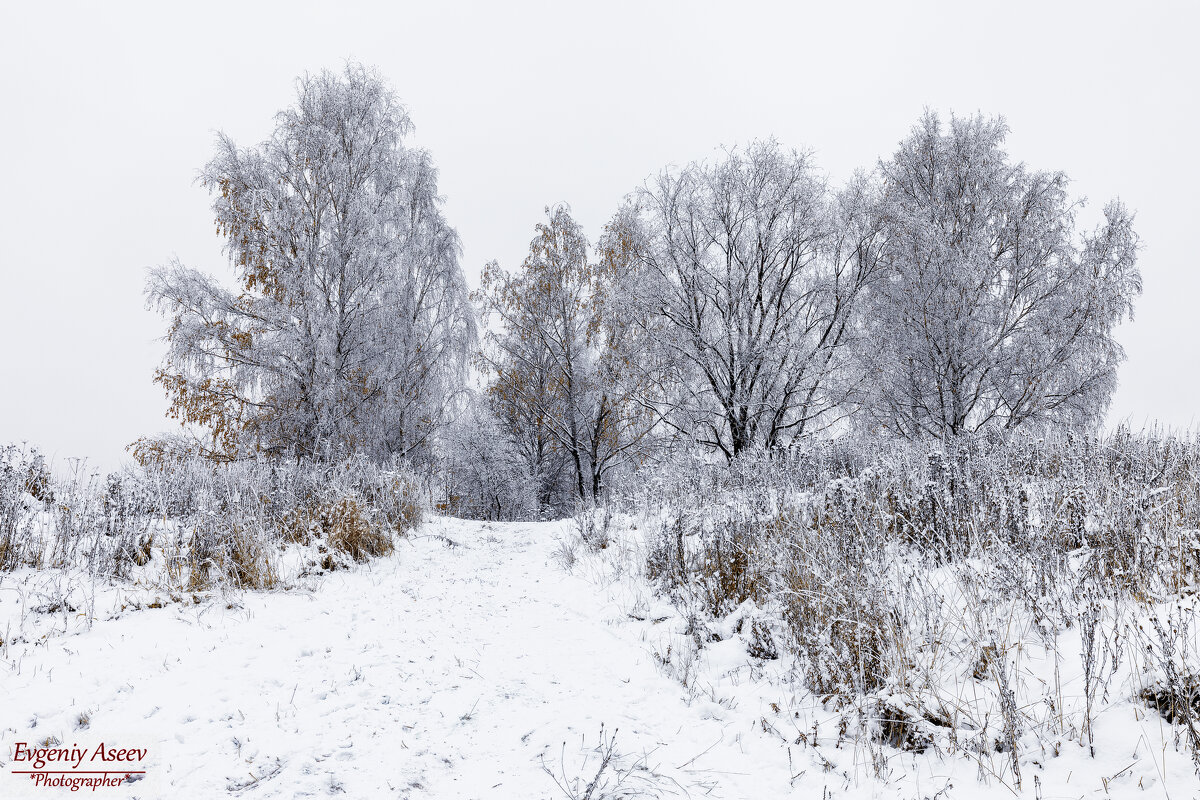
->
<box><xmin>0</xmin><ymin>519</ymin><xmax>763</xmax><ymax>798</ymax></box>
<box><xmin>1</xmin><ymin>518</ymin><xmax>1194</xmax><ymax>798</ymax></box>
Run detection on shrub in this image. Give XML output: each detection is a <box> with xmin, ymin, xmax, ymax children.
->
<box><xmin>645</xmin><ymin>508</ymin><xmax>771</xmax><ymax>619</ymax></box>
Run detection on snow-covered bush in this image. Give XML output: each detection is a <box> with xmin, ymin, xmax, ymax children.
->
<box><xmin>144</xmin><ymin>455</ymin><xmax>422</xmax><ymax>586</ymax></box>
<box><xmin>184</xmin><ymin>513</ymin><xmax>279</xmax><ymax>591</ymax></box>
<box><xmin>321</xmin><ymin>495</ymin><xmax>393</xmax><ymax>563</ymax></box>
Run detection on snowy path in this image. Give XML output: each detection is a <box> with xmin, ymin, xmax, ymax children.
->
<box><xmin>0</xmin><ymin>519</ymin><xmax>794</xmax><ymax>799</ymax></box>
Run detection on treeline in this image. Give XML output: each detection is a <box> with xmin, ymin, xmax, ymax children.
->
<box><xmin>137</xmin><ymin>63</ymin><xmax>1142</xmax><ymax>519</ymax></box>
<box><xmin>468</xmin><ymin>117</ymin><xmax>1140</xmax><ymax>514</ymax></box>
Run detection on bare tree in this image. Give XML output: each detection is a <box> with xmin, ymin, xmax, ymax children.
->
<box><xmin>621</xmin><ymin>141</ymin><xmax>877</xmax><ymax>458</ymax></box>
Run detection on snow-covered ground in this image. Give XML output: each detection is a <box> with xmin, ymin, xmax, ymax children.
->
<box><xmin>1</xmin><ymin>518</ymin><xmax>1196</xmax><ymax>798</ymax></box>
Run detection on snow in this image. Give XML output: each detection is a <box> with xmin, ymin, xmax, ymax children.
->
<box><xmin>2</xmin><ymin>517</ymin><xmax>1197</xmax><ymax>798</ymax></box>
<box><xmin>3</xmin><ymin>519</ymin><xmax>757</xmax><ymax>797</ymax></box>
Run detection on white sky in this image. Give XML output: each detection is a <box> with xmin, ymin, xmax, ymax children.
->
<box><xmin>1</xmin><ymin>0</ymin><xmax>1197</xmax><ymax>470</ymax></box>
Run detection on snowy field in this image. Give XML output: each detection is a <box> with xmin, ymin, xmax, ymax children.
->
<box><xmin>3</xmin><ymin>515</ymin><xmax>1197</xmax><ymax>799</ymax></box>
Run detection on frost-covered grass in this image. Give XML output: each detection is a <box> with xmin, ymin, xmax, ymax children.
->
<box><xmin>0</xmin><ymin>446</ymin><xmax>424</xmax><ymax>650</ymax></box>
<box><xmin>571</xmin><ymin>429</ymin><xmax>1200</xmax><ymax>794</ymax></box>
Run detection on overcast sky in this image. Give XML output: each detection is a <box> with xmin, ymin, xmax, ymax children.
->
<box><xmin>1</xmin><ymin>0</ymin><xmax>1196</xmax><ymax>470</ymax></box>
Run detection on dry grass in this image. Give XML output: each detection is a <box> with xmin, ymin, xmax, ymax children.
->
<box><xmin>371</xmin><ymin>472</ymin><xmax>423</xmax><ymax>535</ymax></box>
<box><xmin>278</xmin><ymin>504</ymin><xmax>319</xmax><ymax>545</ymax></box>
<box><xmin>1</xmin><ymin>449</ymin><xmax>428</xmax><ymax>595</ymax></box>
<box><xmin>323</xmin><ymin>496</ymin><xmax>393</xmax><ymax>562</ymax></box>
<box><xmin>226</xmin><ymin>527</ymin><xmax>279</xmax><ymax>589</ymax></box>
<box><xmin>612</xmin><ymin>429</ymin><xmax>1200</xmax><ymax>779</ymax></box>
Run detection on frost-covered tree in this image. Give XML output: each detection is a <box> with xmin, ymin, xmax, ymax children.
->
<box><xmin>856</xmin><ymin>112</ymin><xmax>1141</xmax><ymax>437</ymax></box>
<box><xmin>478</xmin><ymin>205</ymin><xmax>656</xmax><ymax>506</ymax></box>
<box><xmin>142</xmin><ymin>64</ymin><xmax>473</xmax><ymax>463</ymax></box>
<box><xmin>479</xmin><ymin>330</ymin><xmax>575</xmax><ymax>513</ymax></box>
<box><xmin>437</xmin><ymin>394</ymin><xmax>539</xmax><ymax>521</ymax></box>
<box><xmin>620</xmin><ymin>142</ymin><xmax>878</xmax><ymax>458</ymax></box>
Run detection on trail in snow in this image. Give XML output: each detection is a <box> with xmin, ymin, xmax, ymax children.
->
<box><xmin>0</xmin><ymin>520</ymin><xmax>790</xmax><ymax>799</ymax></box>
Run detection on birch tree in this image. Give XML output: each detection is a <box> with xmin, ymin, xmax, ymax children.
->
<box><xmin>142</xmin><ymin>64</ymin><xmax>473</xmax><ymax>463</ymax></box>
<box><xmin>856</xmin><ymin>112</ymin><xmax>1141</xmax><ymax>437</ymax></box>
<box><xmin>478</xmin><ymin>205</ymin><xmax>656</xmax><ymax>505</ymax></box>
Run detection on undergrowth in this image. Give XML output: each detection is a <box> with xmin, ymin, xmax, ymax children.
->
<box><xmin>1</xmin><ymin>447</ymin><xmax>424</xmax><ymax>594</ymax></box>
<box><xmin>602</xmin><ymin>428</ymin><xmax>1200</xmax><ymax>786</ymax></box>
